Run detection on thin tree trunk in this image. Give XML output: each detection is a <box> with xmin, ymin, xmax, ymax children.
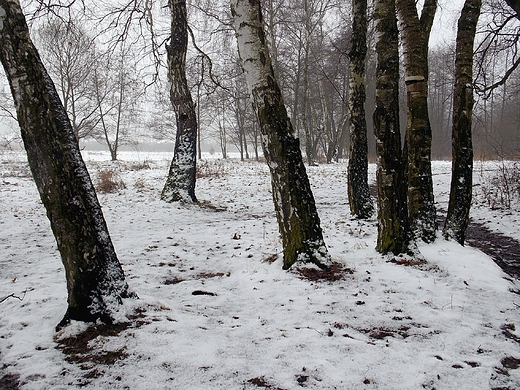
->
<box><xmin>373</xmin><ymin>0</ymin><xmax>410</xmax><ymax>254</ymax></box>
<box><xmin>443</xmin><ymin>0</ymin><xmax>481</xmax><ymax>244</ymax></box>
<box><xmin>347</xmin><ymin>0</ymin><xmax>374</xmax><ymax>219</ymax></box>
<box><xmin>0</xmin><ymin>0</ymin><xmax>133</xmax><ymax>327</ymax></box>
<box><xmin>396</xmin><ymin>0</ymin><xmax>437</xmax><ymax>243</ymax></box>
<box><xmin>161</xmin><ymin>0</ymin><xmax>198</xmax><ymax>203</ymax></box>
<box><xmin>231</xmin><ymin>0</ymin><xmax>330</xmax><ymax>269</ymax></box>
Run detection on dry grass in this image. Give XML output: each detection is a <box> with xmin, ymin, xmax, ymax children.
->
<box><xmin>95</xmin><ymin>169</ymin><xmax>126</xmax><ymax>194</ymax></box>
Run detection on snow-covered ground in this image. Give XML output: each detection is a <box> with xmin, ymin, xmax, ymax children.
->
<box><xmin>0</xmin><ymin>150</ymin><xmax>519</xmax><ymax>389</ymax></box>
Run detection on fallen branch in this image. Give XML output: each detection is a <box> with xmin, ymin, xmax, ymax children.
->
<box><xmin>0</xmin><ymin>290</ymin><xmax>27</xmax><ymax>304</ymax></box>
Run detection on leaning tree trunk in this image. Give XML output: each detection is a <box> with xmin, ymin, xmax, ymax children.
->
<box><xmin>373</xmin><ymin>0</ymin><xmax>410</xmax><ymax>254</ymax></box>
<box><xmin>161</xmin><ymin>0</ymin><xmax>198</xmax><ymax>203</ymax></box>
<box><xmin>0</xmin><ymin>0</ymin><xmax>133</xmax><ymax>327</ymax></box>
<box><xmin>443</xmin><ymin>0</ymin><xmax>481</xmax><ymax>244</ymax></box>
<box><xmin>347</xmin><ymin>0</ymin><xmax>374</xmax><ymax>219</ymax></box>
<box><xmin>231</xmin><ymin>0</ymin><xmax>330</xmax><ymax>270</ymax></box>
<box><xmin>396</xmin><ymin>0</ymin><xmax>437</xmax><ymax>243</ymax></box>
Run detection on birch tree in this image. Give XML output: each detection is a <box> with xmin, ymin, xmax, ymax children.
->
<box><xmin>347</xmin><ymin>0</ymin><xmax>373</xmax><ymax>219</ymax></box>
<box><xmin>396</xmin><ymin>0</ymin><xmax>437</xmax><ymax>243</ymax></box>
<box><xmin>0</xmin><ymin>0</ymin><xmax>134</xmax><ymax>327</ymax></box>
<box><xmin>231</xmin><ymin>0</ymin><xmax>330</xmax><ymax>269</ymax></box>
<box><xmin>161</xmin><ymin>0</ymin><xmax>198</xmax><ymax>202</ymax></box>
<box><xmin>373</xmin><ymin>0</ymin><xmax>410</xmax><ymax>254</ymax></box>
<box><xmin>443</xmin><ymin>0</ymin><xmax>482</xmax><ymax>244</ymax></box>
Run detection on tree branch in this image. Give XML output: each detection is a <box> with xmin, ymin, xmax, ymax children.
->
<box><xmin>0</xmin><ymin>290</ymin><xmax>27</xmax><ymax>304</ymax></box>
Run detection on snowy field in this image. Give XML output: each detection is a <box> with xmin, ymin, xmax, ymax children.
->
<box><xmin>0</xmin><ymin>150</ymin><xmax>519</xmax><ymax>389</ymax></box>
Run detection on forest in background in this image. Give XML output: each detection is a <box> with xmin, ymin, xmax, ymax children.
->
<box><xmin>0</xmin><ymin>0</ymin><xmax>519</xmax><ymax>161</ymax></box>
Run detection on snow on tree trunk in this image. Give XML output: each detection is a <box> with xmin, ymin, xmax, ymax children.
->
<box><xmin>396</xmin><ymin>0</ymin><xmax>437</xmax><ymax>243</ymax></box>
<box><xmin>0</xmin><ymin>0</ymin><xmax>133</xmax><ymax>327</ymax></box>
<box><xmin>231</xmin><ymin>0</ymin><xmax>330</xmax><ymax>270</ymax></box>
<box><xmin>161</xmin><ymin>0</ymin><xmax>197</xmax><ymax>203</ymax></box>
<box><xmin>373</xmin><ymin>0</ymin><xmax>411</xmax><ymax>254</ymax></box>
<box><xmin>504</xmin><ymin>0</ymin><xmax>520</xmax><ymax>17</ymax></box>
<box><xmin>443</xmin><ymin>0</ymin><xmax>481</xmax><ymax>245</ymax></box>
<box><xmin>347</xmin><ymin>0</ymin><xmax>374</xmax><ymax>219</ymax></box>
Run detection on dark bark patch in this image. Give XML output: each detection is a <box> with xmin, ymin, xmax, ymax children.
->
<box><xmin>295</xmin><ymin>262</ymin><xmax>354</xmax><ymax>282</ymax></box>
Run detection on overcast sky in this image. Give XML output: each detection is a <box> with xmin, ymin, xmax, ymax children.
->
<box><xmin>429</xmin><ymin>0</ymin><xmax>465</xmax><ymax>47</ymax></box>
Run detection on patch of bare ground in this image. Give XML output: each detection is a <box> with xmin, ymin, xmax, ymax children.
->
<box><xmin>387</xmin><ymin>256</ymin><xmax>443</xmax><ymax>273</ymax></box>
<box><xmin>434</xmin><ymin>212</ymin><xmax>520</xmax><ymax>280</ymax></box>
<box><xmin>501</xmin><ymin>323</ymin><xmax>520</xmax><ymax>344</ymax></box>
<box><xmin>371</xmin><ymin>182</ymin><xmax>520</xmax><ymax>280</ymax></box>
<box><xmin>465</xmin><ymin>222</ymin><xmax>520</xmax><ymax>280</ymax></box>
<box><xmin>295</xmin><ymin>262</ymin><xmax>354</xmax><ymax>282</ymax></box>
<box><xmin>247</xmin><ymin>376</ymin><xmax>286</xmax><ymax>389</ymax></box>
<box><xmin>0</xmin><ymin>373</ymin><xmax>20</xmax><ymax>390</ymax></box>
<box><xmin>54</xmin><ymin>311</ymin><xmax>148</xmax><ymax>383</ymax></box>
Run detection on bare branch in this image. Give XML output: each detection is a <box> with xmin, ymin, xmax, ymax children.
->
<box><xmin>0</xmin><ymin>290</ymin><xmax>27</xmax><ymax>304</ymax></box>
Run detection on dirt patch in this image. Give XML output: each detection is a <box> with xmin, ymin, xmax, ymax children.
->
<box><xmin>55</xmin><ymin>322</ymin><xmax>132</xmax><ymax>367</ymax></box>
<box><xmin>247</xmin><ymin>376</ymin><xmax>286</xmax><ymax>389</ymax></box>
<box><xmin>295</xmin><ymin>262</ymin><xmax>354</xmax><ymax>282</ymax></box>
<box><xmin>464</xmin><ymin>222</ymin><xmax>520</xmax><ymax>280</ymax></box>
<box><xmin>501</xmin><ymin>323</ymin><xmax>520</xmax><ymax>344</ymax></box>
<box><xmin>0</xmin><ymin>373</ymin><xmax>20</xmax><ymax>390</ymax></box>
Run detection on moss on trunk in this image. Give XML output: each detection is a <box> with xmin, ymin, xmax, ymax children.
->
<box><xmin>444</xmin><ymin>0</ymin><xmax>481</xmax><ymax>244</ymax></box>
<box><xmin>373</xmin><ymin>0</ymin><xmax>411</xmax><ymax>255</ymax></box>
<box><xmin>231</xmin><ymin>0</ymin><xmax>330</xmax><ymax>269</ymax></box>
<box><xmin>347</xmin><ymin>0</ymin><xmax>373</xmax><ymax>220</ymax></box>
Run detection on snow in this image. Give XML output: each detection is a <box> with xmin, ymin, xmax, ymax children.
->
<box><xmin>0</xmin><ymin>151</ymin><xmax>519</xmax><ymax>389</ymax></box>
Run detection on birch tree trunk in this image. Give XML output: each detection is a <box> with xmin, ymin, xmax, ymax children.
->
<box><xmin>505</xmin><ymin>0</ymin><xmax>519</xmax><ymax>15</ymax></box>
<box><xmin>0</xmin><ymin>0</ymin><xmax>133</xmax><ymax>327</ymax></box>
<box><xmin>347</xmin><ymin>0</ymin><xmax>374</xmax><ymax>219</ymax></box>
<box><xmin>231</xmin><ymin>0</ymin><xmax>330</xmax><ymax>270</ymax></box>
<box><xmin>373</xmin><ymin>0</ymin><xmax>410</xmax><ymax>254</ymax></box>
<box><xmin>443</xmin><ymin>0</ymin><xmax>481</xmax><ymax>244</ymax></box>
<box><xmin>161</xmin><ymin>0</ymin><xmax>198</xmax><ymax>203</ymax></box>
<box><xmin>396</xmin><ymin>0</ymin><xmax>437</xmax><ymax>243</ymax></box>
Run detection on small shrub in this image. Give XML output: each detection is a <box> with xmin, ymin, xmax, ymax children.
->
<box><xmin>479</xmin><ymin>161</ymin><xmax>520</xmax><ymax>209</ymax></box>
<box><xmin>134</xmin><ymin>177</ymin><xmax>146</xmax><ymax>191</ymax></box>
<box><xmin>129</xmin><ymin>160</ymin><xmax>151</xmax><ymax>171</ymax></box>
<box><xmin>196</xmin><ymin>160</ymin><xmax>225</xmax><ymax>178</ymax></box>
<box><xmin>95</xmin><ymin>169</ymin><xmax>126</xmax><ymax>194</ymax></box>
